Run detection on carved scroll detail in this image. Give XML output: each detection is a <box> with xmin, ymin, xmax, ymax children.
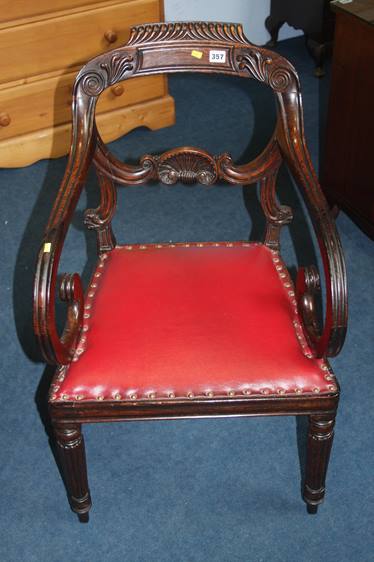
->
<box><xmin>84</xmin><ymin>168</ymin><xmax>117</xmax><ymax>252</ymax></box>
<box><xmin>260</xmin><ymin>169</ymin><xmax>293</xmax><ymax>250</ymax></box>
<box><xmin>128</xmin><ymin>21</ymin><xmax>249</xmax><ymax>46</ymax></box>
<box><xmin>79</xmin><ymin>54</ymin><xmax>134</xmax><ymax>96</ymax></box>
<box><xmin>100</xmin><ymin>54</ymin><xmax>134</xmax><ymax>85</ymax></box>
<box><xmin>236</xmin><ymin>49</ymin><xmax>296</xmax><ymax>92</ymax></box>
<box><xmin>236</xmin><ymin>50</ymin><xmax>272</xmax><ymax>82</ymax></box>
<box><xmin>296</xmin><ymin>265</ymin><xmax>322</xmax><ymax>344</ymax></box>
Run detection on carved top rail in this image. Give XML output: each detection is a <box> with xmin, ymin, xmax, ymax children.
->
<box><xmin>76</xmin><ymin>21</ymin><xmax>299</xmax><ymax>98</ymax></box>
<box><xmin>33</xmin><ymin>21</ymin><xmax>347</xmax><ymax>367</ymax></box>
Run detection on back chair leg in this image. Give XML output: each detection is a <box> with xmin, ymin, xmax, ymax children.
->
<box><xmin>54</xmin><ymin>423</ymin><xmax>92</xmax><ymax>522</ymax></box>
<box><xmin>303</xmin><ymin>414</ymin><xmax>336</xmax><ymax>514</ymax></box>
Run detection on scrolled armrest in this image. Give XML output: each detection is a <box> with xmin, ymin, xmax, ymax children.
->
<box><xmin>275</xmin><ymin>89</ymin><xmax>348</xmax><ymax>358</ymax></box>
<box><xmin>33</xmin><ymin>81</ymin><xmax>97</xmax><ymax>365</ymax></box>
<box><xmin>34</xmin><ymin>225</ymin><xmax>84</xmax><ymax>365</ymax></box>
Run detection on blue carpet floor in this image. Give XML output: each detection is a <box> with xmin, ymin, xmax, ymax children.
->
<box><xmin>1</xmin><ymin>37</ymin><xmax>373</xmax><ymax>562</ymax></box>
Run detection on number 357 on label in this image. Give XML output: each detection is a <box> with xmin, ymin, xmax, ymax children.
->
<box><xmin>209</xmin><ymin>50</ymin><xmax>226</xmax><ymax>63</ymax></box>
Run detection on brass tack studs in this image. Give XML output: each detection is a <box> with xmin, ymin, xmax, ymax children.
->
<box><xmin>130</xmin><ymin>393</ymin><xmax>137</xmax><ymax>400</ymax></box>
<box><xmin>125</xmin><ymin>245</ymin><xmax>133</xmax><ymax>250</ymax></box>
<box><xmin>91</xmin><ymin>283</ymin><xmax>98</xmax><ymax>288</ymax></box>
<box><xmin>328</xmin><ymin>385</ymin><xmax>337</xmax><ymax>392</ymax></box>
<box><xmin>197</xmin><ymin>243</ymin><xmax>203</xmax><ymax>248</ymax></box>
<box><xmin>101</xmin><ymin>253</ymin><xmax>108</xmax><ymax>260</ymax></box>
<box><xmin>50</xmin><ymin>394</ymin><xmax>57</xmax><ymax>401</ymax></box>
<box><xmin>139</xmin><ymin>245</ymin><xmax>147</xmax><ymax>250</ymax></box>
<box><xmin>226</xmin><ymin>243</ymin><xmax>234</xmax><ymax>247</ymax></box>
<box><xmin>276</xmin><ymin>265</ymin><xmax>282</xmax><ymax>271</ymax></box>
<box><xmin>168</xmin><ymin>392</ymin><xmax>175</xmax><ymax>399</ymax></box>
<box><xmin>284</xmin><ymin>282</ymin><xmax>291</xmax><ymax>288</ymax></box>
<box><xmin>243</xmin><ymin>389</ymin><xmax>251</xmax><ymax>395</ymax></box>
<box><xmin>324</xmin><ymin>375</ymin><xmax>333</xmax><ymax>381</ymax></box>
<box><xmin>83</xmin><ymin>325</ymin><xmax>89</xmax><ymax>332</ymax></box>
<box><xmin>84</xmin><ymin>304</ymin><xmax>91</xmax><ymax>310</ymax></box>
<box><xmin>83</xmin><ymin>313</ymin><xmax>90</xmax><ymax>319</ymax></box>
<box><xmin>295</xmin><ymin>388</ymin><xmax>302</xmax><ymax>394</ymax></box>
<box><xmin>273</xmin><ymin>257</ymin><xmax>280</xmax><ymax>263</ymax></box>
<box><xmin>114</xmin><ymin>393</ymin><xmax>122</xmax><ymax>400</ymax></box>
<box><xmin>280</xmin><ymin>273</ymin><xmax>286</xmax><ymax>278</ymax></box>
<box><xmin>96</xmin><ymin>395</ymin><xmax>104</xmax><ymax>401</ymax></box>
<box><xmin>94</xmin><ymin>272</ymin><xmax>101</xmax><ymax>278</ymax></box>
<box><xmin>261</xmin><ymin>389</ymin><xmax>270</xmax><ymax>395</ymax></box>
<box><xmin>156</xmin><ymin>244</ymin><xmax>162</xmax><ymax>248</ymax></box>
<box><xmin>187</xmin><ymin>392</ymin><xmax>194</xmax><ymax>398</ymax></box>
<box><xmin>277</xmin><ymin>388</ymin><xmax>285</xmax><ymax>395</ymax></box>
<box><xmin>228</xmin><ymin>390</ymin><xmax>235</xmax><ymax>397</ymax></box>
<box><xmin>148</xmin><ymin>392</ymin><xmax>156</xmax><ymax>399</ymax></box>
<box><xmin>76</xmin><ymin>394</ymin><xmax>84</xmax><ymax>400</ymax></box>
<box><xmin>76</xmin><ymin>348</ymin><xmax>84</xmax><ymax>355</ymax></box>
<box><xmin>62</xmin><ymin>394</ymin><xmax>69</xmax><ymax>400</ymax></box>
<box><xmin>98</xmin><ymin>262</ymin><xmax>104</xmax><ymax>268</ymax></box>
<box><xmin>206</xmin><ymin>391</ymin><xmax>214</xmax><ymax>398</ymax></box>
<box><xmin>313</xmin><ymin>387</ymin><xmax>320</xmax><ymax>394</ymax></box>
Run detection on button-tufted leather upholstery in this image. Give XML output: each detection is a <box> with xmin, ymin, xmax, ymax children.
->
<box><xmin>54</xmin><ymin>242</ymin><xmax>337</xmax><ymax>402</ymax></box>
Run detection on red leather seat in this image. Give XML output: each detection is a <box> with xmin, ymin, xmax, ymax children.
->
<box><xmin>53</xmin><ymin>242</ymin><xmax>336</xmax><ymax>403</ymax></box>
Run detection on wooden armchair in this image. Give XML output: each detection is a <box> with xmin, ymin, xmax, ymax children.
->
<box><xmin>33</xmin><ymin>22</ymin><xmax>347</xmax><ymax>522</ymax></box>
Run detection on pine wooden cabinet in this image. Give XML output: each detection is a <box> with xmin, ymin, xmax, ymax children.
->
<box><xmin>0</xmin><ymin>0</ymin><xmax>175</xmax><ymax>167</ymax></box>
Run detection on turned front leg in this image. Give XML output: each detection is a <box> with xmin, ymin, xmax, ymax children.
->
<box><xmin>54</xmin><ymin>424</ymin><xmax>92</xmax><ymax>522</ymax></box>
<box><xmin>303</xmin><ymin>415</ymin><xmax>336</xmax><ymax>513</ymax></box>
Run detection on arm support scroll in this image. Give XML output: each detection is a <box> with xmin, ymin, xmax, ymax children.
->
<box><xmin>275</xmin><ymin>88</ymin><xmax>347</xmax><ymax>358</ymax></box>
<box><xmin>33</xmin><ymin>88</ymin><xmax>97</xmax><ymax>365</ymax></box>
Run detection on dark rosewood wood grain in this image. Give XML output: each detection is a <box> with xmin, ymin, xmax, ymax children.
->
<box><xmin>32</xmin><ymin>21</ymin><xmax>348</xmax><ymax>521</ymax></box>
<box><xmin>321</xmin><ymin>3</ymin><xmax>374</xmax><ymax>238</ymax></box>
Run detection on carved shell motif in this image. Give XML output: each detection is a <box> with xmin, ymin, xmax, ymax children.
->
<box><xmin>156</xmin><ymin>149</ymin><xmax>218</xmax><ymax>185</ymax></box>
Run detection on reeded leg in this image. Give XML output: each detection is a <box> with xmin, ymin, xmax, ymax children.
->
<box><xmin>54</xmin><ymin>424</ymin><xmax>92</xmax><ymax>522</ymax></box>
<box><xmin>303</xmin><ymin>415</ymin><xmax>335</xmax><ymax>514</ymax></box>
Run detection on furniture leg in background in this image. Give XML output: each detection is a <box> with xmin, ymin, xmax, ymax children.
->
<box><xmin>265</xmin><ymin>0</ymin><xmax>335</xmax><ymax>77</ymax></box>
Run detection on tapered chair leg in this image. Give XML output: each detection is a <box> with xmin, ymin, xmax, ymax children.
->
<box><xmin>303</xmin><ymin>414</ymin><xmax>336</xmax><ymax>514</ymax></box>
<box><xmin>54</xmin><ymin>423</ymin><xmax>92</xmax><ymax>522</ymax></box>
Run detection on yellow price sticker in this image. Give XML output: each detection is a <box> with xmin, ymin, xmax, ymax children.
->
<box><xmin>191</xmin><ymin>50</ymin><xmax>203</xmax><ymax>59</ymax></box>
